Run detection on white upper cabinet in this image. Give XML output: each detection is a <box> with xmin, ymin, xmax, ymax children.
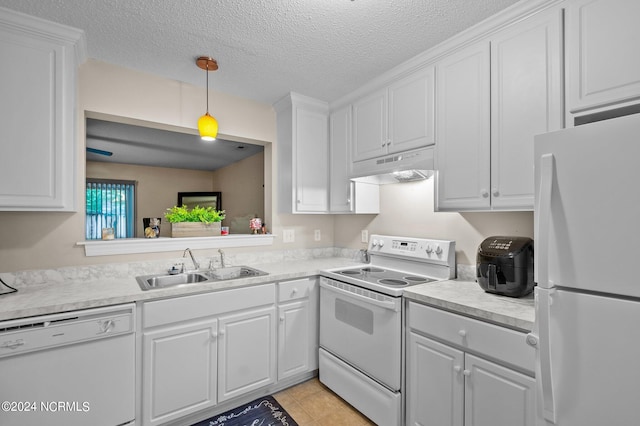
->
<box><xmin>329</xmin><ymin>106</ymin><xmax>354</xmax><ymax>213</ymax></box>
<box><xmin>352</xmin><ymin>66</ymin><xmax>435</xmax><ymax>163</ymax></box>
<box><xmin>490</xmin><ymin>8</ymin><xmax>564</xmax><ymax>209</ymax></box>
<box><xmin>566</xmin><ymin>0</ymin><xmax>640</xmax><ymax>119</ymax></box>
<box><xmin>435</xmin><ymin>42</ymin><xmax>492</xmax><ymax>211</ymax></box>
<box><xmin>275</xmin><ymin>93</ymin><xmax>329</xmax><ymax>214</ymax></box>
<box><xmin>436</xmin><ymin>7</ymin><xmax>563</xmax><ymax>211</ymax></box>
<box><xmin>329</xmin><ymin>106</ymin><xmax>380</xmax><ymax>214</ymax></box>
<box><xmin>0</xmin><ymin>8</ymin><xmax>85</xmax><ymax>211</ymax></box>
<box><xmin>352</xmin><ymin>89</ymin><xmax>387</xmax><ymax>162</ymax></box>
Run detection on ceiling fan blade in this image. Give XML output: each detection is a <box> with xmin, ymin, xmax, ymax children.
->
<box><xmin>86</xmin><ymin>147</ymin><xmax>113</xmax><ymax>156</ymax></box>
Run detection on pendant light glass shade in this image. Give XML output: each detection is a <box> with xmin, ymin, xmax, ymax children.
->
<box><xmin>196</xmin><ymin>56</ymin><xmax>219</xmax><ymax>141</ymax></box>
<box><xmin>198</xmin><ymin>112</ymin><xmax>218</xmax><ymax>141</ymax></box>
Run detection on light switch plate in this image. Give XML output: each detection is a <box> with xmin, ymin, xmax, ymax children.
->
<box><xmin>361</xmin><ymin>230</ymin><xmax>369</xmax><ymax>243</ymax></box>
<box><xmin>314</xmin><ymin>229</ymin><xmax>321</xmax><ymax>241</ymax></box>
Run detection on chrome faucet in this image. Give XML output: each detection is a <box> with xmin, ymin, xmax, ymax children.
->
<box><xmin>218</xmin><ymin>249</ymin><xmax>226</xmax><ymax>268</ymax></box>
<box><xmin>182</xmin><ymin>248</ymin><xmax>200</xmax><ymax>271</ymax></box>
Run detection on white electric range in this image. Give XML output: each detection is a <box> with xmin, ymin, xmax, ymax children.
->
<box><xmin>319</xmin><ymin>235</ymin><xmax>456</xmax><ymax>426</ymax></box>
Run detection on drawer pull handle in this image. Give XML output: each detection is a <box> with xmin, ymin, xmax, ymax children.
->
<box><xmin>454</xmin><ymin>365</ymin><xmax>462</xmax><ymax>374</ymax></box>
<box><xmin>463</xmin><ymin>369</ymin><xmax>471</xmax><ymax>377</ymax></box>
<box><xmin>292</xmin><ymin>288</ymin><xmax>298</xmax><ymax>294</ymax></box>
<box><xmin>458</xmin><ymin>329</ymin><xmax>467</xmax><ymax>338</ymax></box>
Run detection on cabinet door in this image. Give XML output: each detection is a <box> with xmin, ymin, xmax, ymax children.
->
<box><xmin>566</xmin><ymin>0</ymin><xmax>640</xmax><ymax>115</ymax></box>
<box><xmin>278</xmin><ymin>300</ymin><xmax>310</xmax><ymax>380</ymax></box>
<box><xmin>142</xmin><ymin>318</ymin><xmax>218</xmax><ymax>426</ymax></box>
<box><xmin>217</xmin><ymin>306</ymin><xmax>276</xmax><ymax>402</ymax></box>
<box><xmin>490</xmin><ymin>8</ymin><xmax>563</xmax><ymax>210</ymax></box>
<box><xmin>407</xmin><ymin>332</ymin><xmax>464</xmax><ymax>426</ymax></box>
<box><xmin>388</xmin><ymin>66</ymin><xmax>435</xmax><ymax>154</ymax></box>
<box><xmin>435</xmin><ymin>42</ymin><xmax>491</xmax><ymax>211</ymax></box>
<box><xmin>295</xmin><ymin>107</ymin><xmax>328</xmax><ymax>212</ymax></box>
<box><xmin>329</xmin><ymin>106</ymin><xmax>354</xmax><ymax>212</ymax></box>
<box><xmin>464</xmin><ymin>354</ymin><xmax>536</xmax><ymax>426</ymax></box>
<box><xmin>0</xmin><ymin>17</ymin><xmax>79</xmax><ymax>211</ymax></box>
<box><xmin>352</xmin><ymin>89</ymin><xmax>388</xmax><ymax>162</ymax></box>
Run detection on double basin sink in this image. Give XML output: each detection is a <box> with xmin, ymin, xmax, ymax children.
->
<box><xmin>136</xmin><ymin>266</ymin><xmax>268</xmax><ymax>291</ymax></box>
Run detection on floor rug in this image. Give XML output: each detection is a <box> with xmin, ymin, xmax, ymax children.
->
<box><xmin>191</xmin><ymin>395</ymin><xmax>298</xmax><ymax>426</ymax></box>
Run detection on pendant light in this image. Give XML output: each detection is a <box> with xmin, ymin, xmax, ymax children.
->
<box><xmin>196</xmin><ymin>56</ymin><xmax>219</xmax><ymax>141</ymax></box>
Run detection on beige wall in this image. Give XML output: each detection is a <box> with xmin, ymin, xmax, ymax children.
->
<box><xmin>0</xmin><ymin>60</ymin><xmax>280</xmax><ymax>271</ymax></box>
<box><xmin>0</xmin><ymin>58</ymin><xmax>533</xmax><ymax>272</ymax></box>
<box><xmin>333</xmin><ymin>179</ymin><xmax>533</xmax><ymax>266</ymax></box>
<box><xmin>212</xmin><ymin>152</ymin><xmax>265</xmax><ymax>234</ymax></box>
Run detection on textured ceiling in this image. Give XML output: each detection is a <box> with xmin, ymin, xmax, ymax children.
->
<box><xmin>0</xmin><ymin>0</ymin><xmax>520</xmax><ymax>105</ymax></box>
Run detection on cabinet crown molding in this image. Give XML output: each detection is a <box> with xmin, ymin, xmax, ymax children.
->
<box><xmin>0</xmin><ymin>6</ymin><xmax>87</xmax><ymax>65</ymax></box>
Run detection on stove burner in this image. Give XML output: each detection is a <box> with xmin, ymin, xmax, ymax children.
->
<box><xmin>378</xmin><ymin>278</ymin><xmax>408</xmax><ymax>286</ymax></box>
<box><xmin>404</xmin><ymin>276</ymin><xmax>429</xmax><ymax>282</ymax></box>
<box><xmin>361</xmin><ymin>267</ymin><xmax>385</xmax><ymax>273</ymax></box>
<box><xmin>340</xmin><ymin>270</ymin><xmax>362</xmax><ymax>275</ymax></box>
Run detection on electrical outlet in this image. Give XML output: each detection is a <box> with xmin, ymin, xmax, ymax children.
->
<box><xmin>283</xmin><ymin>229</ymin><xmax>295</xmax><ymax>243</ymax></box>
<box><xmin>361</xmin><ymin>230</ymin><xmax>369</xmax><ymax>243</ymax></box>
<box><xmin>314</xmin><ymin>229</ymin><xmax>321</xmax><ymax>241</ymax></box>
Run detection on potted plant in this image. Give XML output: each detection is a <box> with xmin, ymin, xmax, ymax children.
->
<box><xmin>164</xmin><ymin>205</ymin><xmax>226</xmax><ymax>237</ymax></box>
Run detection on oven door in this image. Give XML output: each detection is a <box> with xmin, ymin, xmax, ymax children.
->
<box><xmin>319</xmin><ymin>277</ymin><xmax>402</xmax><ymax>391</ymax></box>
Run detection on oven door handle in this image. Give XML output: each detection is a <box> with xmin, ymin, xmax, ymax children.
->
<box><xmin>320</xmin><ymin>280</ymin><xmax>400</xmax><ymax>312</ymax></box>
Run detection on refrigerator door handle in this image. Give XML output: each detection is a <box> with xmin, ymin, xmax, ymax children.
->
<box><xmin>536</xmin><ymin>287</ymin><xmax>557</xmax><ymax>424</ymax></box>
<box><xmin>537</xmin><ymin>153</ymin><xmax>555</xmax><ymax>289</ymax></box>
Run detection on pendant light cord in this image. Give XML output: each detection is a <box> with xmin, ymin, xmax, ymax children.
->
<box><xmin>205</xmin><ymin>61</ymin><xmax>210</xmax><ymax>114</ymax></box>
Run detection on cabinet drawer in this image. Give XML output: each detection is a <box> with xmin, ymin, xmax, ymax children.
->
<box><xmin>278</xmin><ymin>278</ymin><xmax>316</xmax><ymax>302</ymax></box>
<box><xmin>408</xmin><ymin>301</ymin><xmax>534</xmax><ymax>373</ymax></box>
<box><xmin>143</xmin><ymin>284</ymin><xmax>275</xmax><ymax>328</ymax></box>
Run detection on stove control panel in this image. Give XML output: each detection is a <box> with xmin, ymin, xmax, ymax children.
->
<box><xmin>369</xmin><ymin>234</ymin><xmax>455</xmax><ymax>266</ymax></box>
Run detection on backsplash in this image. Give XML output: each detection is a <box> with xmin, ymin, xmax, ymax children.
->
<box><xmin>1</xmin><ymin>247</ymin><xmax>477</xmax><ymax>288</ymax></box>
<box><xmin>1</xmin><ymin>247</ymin><xmax>362</xmax><ymax>287</ymax></box>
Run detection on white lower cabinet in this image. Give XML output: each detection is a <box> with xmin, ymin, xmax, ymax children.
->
<box><xmin>143</xmin><ymin>319</ymin><xmax>218</xmax><ymax>426</ymax></box>
<box><xmin>407</xmin><ymin>333</ymin><xmax>464</xmax><ymax>426</ymax></box>
<box><xmin>141</xmin><ymin>280</ymin><xmax>320</xmax><ymax>426</ymax></box>
<box><xmin>406</xmin><ymin>301</ymin><xmax>536</xmax><ymax>426</ymax></box>
<box><xmin>463</xmin><ymin>353</ymin><xmax>535</xmax><ymax>426</ymax></box>
<box><xmin>217</xmin><ymin>306</ymin><xmax>277</xmax><ymax>402</ymax></box>
<box><xmin>141</xmin><ymin>283</ymin><xmax>276</xmax><ymax>426</ymax></box>
<box><xmin>277</xmin><ymin>277</ymin><xmax>319</xmax><ymax>380</ymax></box>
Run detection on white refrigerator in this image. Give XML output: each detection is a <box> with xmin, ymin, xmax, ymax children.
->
<box><xmin>532</xmin><ymin>113</ymin><xmax>640</xmax><ymax>425</ymax></box>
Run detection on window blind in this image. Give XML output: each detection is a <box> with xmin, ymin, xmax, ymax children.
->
<box><xmin>86</xmin><ymin>179</ymin><xmax>136</xmax><ymax>240</ymax></box>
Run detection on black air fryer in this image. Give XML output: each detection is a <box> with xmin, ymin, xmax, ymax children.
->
<box><xmin>476</xmin><ymin>236</ymin><xmax>534</xmax><ymax>298</ymax></box>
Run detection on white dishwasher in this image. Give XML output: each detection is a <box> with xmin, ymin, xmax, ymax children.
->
<box><xmin>0</xmin><ymin>304</ymin><xmax>136</xmax><ymax>426</ymax></box>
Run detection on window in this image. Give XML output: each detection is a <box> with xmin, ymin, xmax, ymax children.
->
<box><xmin>86</xmin><ymin>179</ymin><xmax>136</xmax><ymax>240</ymax></box>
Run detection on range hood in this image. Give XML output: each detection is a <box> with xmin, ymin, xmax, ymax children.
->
<box><xmin>350</xmin><ymin>146</ymin><xmax>435</xmax><ymax>184</ymax></box>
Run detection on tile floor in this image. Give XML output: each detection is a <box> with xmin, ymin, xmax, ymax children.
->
<box><xmin>273</xmin><ymin>378</ymin><xmax>376</xmax><ymax>426</ymax></box>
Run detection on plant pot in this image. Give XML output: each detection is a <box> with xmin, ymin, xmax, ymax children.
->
<box><xmin>170</xmin><ymin>222</ymin><xmax>221</xmax><ymax>238</ymax></box>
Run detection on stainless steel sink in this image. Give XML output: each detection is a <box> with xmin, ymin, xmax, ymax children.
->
<box><xmin>136</xmin><ymin>266</ymin><xmax>268</xmax><ymax>291</ymax></box>
<box><xmin>210</xmin><ymin>266</ymin><xmax>268</xmax><ymax>280</ymax></box>
<box><xmin>137</xmin><ymin>272</ymin><xmax>210</xmax><ymax>291</ymax></box>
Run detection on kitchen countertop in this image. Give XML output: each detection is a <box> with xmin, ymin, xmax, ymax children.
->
<box><xmin>403</xmin><ymin>280</ymin><xmax>535</xmax><ymax>332</ymax></box>
<box><xmin>0</xmin><ymin>257</ymin><xmax>360</xmax><ymax>322</ymax></box>
<box><xmin>0</xmin><ymin>259</ymin><xmax>535</xmax><ymax>331</ymax></box>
